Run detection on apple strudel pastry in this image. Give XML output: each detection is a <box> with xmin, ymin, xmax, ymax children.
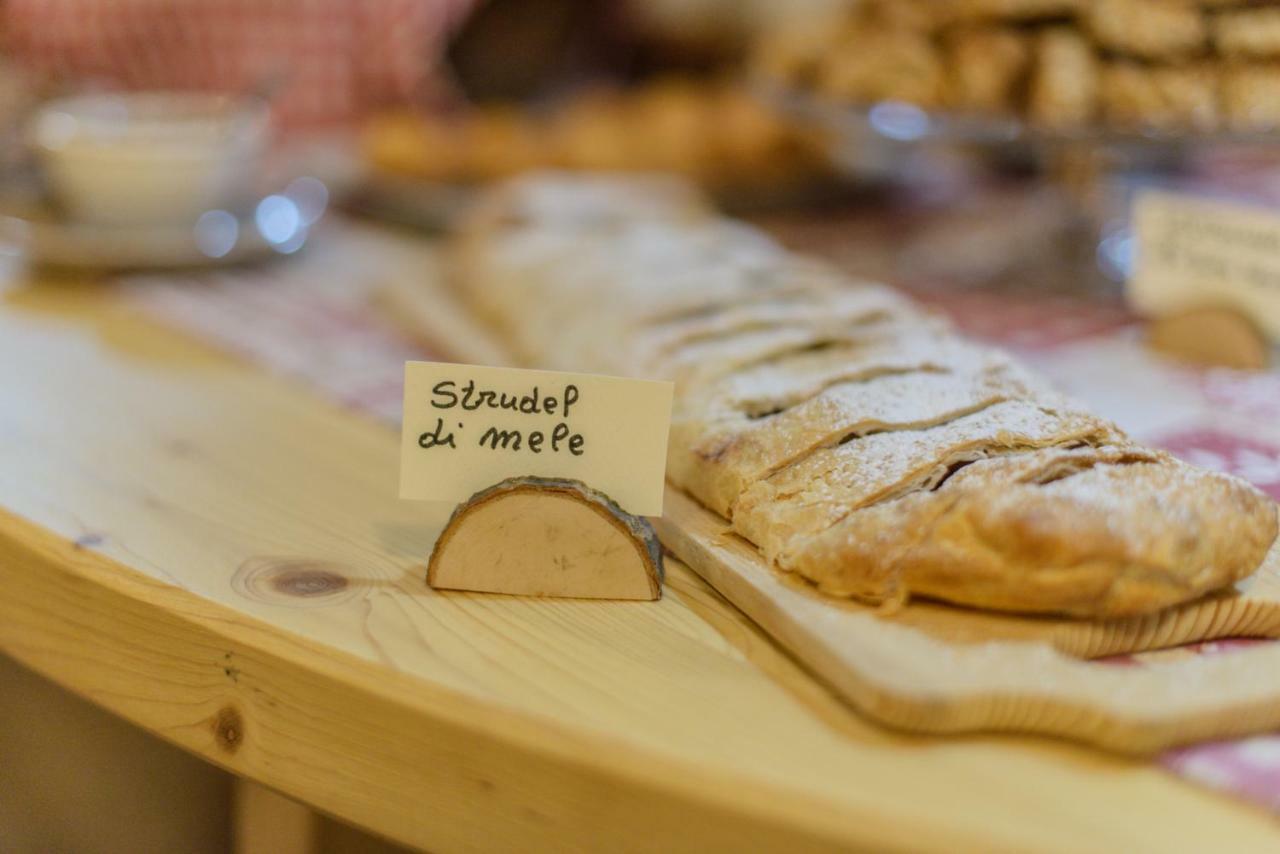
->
<box><xmin>451</xmin><ymin>173</ymin><xmax>1278</xmax><ymax>618</ymax></box>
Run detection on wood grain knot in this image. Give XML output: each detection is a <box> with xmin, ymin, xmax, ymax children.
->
<box><xmin>232</xmin><ymin>557</ymin><xmax>363</xmax><ymax>608</ymax></box>
<box><xmin>214</xmin><ymin>706</ymin><xmax>244</xmax><ymax>754</ymax></box>
<box><xmin>272</xmin><ymin>567</ymin><xmax>348</xmax><ymax>598</ymax></box>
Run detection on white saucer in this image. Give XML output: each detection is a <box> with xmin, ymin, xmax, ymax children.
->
<box><xmin>0</xmin><ymin>176</ymin><xmax>327</xmax><ymax>272</ymax></box>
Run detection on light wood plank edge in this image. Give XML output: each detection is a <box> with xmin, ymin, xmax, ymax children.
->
<box><xmin>0</xmin><ymin>507</ymin><xmax>1001</xmax><ymax>854</ymax></box>
<box><xmin>658</xmin><ymin>489</ymin><xmax>1280</xmax><ymax>754</ymax></box>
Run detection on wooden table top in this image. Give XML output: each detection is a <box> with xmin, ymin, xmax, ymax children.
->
<box><xmin>2</xmin><ymin>237</ymin><xmax>1279</xmax><ymax>853</ymax></box>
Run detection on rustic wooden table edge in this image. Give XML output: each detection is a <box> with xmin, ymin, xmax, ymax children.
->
<box><xmin>0</xmin><ymin>507</ymin><xmax>922</xmax><ymax>853</ymax></box>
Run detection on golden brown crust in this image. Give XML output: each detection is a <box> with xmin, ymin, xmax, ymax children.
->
<box><xmin>704</xmin><ymin>328</ymin><xmax>965</xmax><ymax>409</ymax></box>
<box><xmin>790</xmin><ymin>449</ymin><xmax>1278</xmax><ymax>617</ymax></box>
<box><xmin>636</xmin><ymin>287</ymin><xmax>920</xmax><ymax>377</ymax></box>
<box><xmin>670</xmin><ymin>356</ymin><xmax>1040</xmax><ymax>517</ymax></box>
<box><xmin>733</xmin><ymin>400</ymin><xmax>1119</xmax><ymax>564</ymax></box>
<box><xmin>657</xmin><ymin>299</ymin><xmax>922</xmax><ymax>392</ymax></box>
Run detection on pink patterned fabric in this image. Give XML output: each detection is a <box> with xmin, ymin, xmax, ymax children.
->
<box><xmin>1167</xmin><ymin>738</ymin><xmax>1280</xmax><ymax>812</ymax></box>
<box><xmin>3</xmin><ymin>0</ymin><xmax>475</xmax><ymax>128</ymax></box>
<box><xmin>1154</xmin><ymin>430</ymin><xmax>1280</xmax><ymax>501</ymax></box>
<box><xmin>126</xmin><ymin>233</ymin><xmax>436</xmax><ymax>422</ymax></box>
<box><xmin>1200</xmin><ymin>371</ymin><xmax>1280</xmax><ymax>424</ymax></box>
<box><xmin>909</xmin><ymin>288</ymin><xmax>1137</xmax><ymax>351</ymax></box>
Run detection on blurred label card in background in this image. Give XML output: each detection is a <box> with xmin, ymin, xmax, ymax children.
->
<box><xmin>1130</xmin><ymin>191</ymin><xmax>1280</xmax><ymax>342</ymax></box>
<box><xmin>400</xmin><ymin>362</ymin><xmax>673</xmax><ymax>515</ymax></box>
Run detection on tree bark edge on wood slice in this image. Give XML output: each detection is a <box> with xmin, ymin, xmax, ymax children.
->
<box><xmin>427</xmin><ymin>476</ymin><xmax>664</xmax><ymax>601</ymax></box>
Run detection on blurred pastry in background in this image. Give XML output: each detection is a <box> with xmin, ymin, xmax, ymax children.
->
<box><xmin>944</xmin><ymin>26</ymin><xmax>1030</xmax><ymax>114</ymax></box>
<box><xmin>1222</xmin><ymin>65</ymin><xmax>1280</xmax><ymax>131</ymax></box>
<box><xmin>363</xmin><ymin>78</ymin><xmax>832</xmax><ymax>191</ymax></box>
<box><xmin>818</xmin><ymin>27</ymin><xmax>947</xmax><ymax>108</ymax></box>
<box><xmin>1099</xmin><ymin>63</ymin><xmax>1218</xmax><ymax>132</ymax></box>
<box><xmin>1027</xmin><ymin>27</ymin><xmax>1097</xmax><ymax>128</ymax></box>
<box><xmin>960</xmin><ymin>0</ymin><xmax>1082</xmax><ymax>21</ymax></box>
<box><xmin>1086</xmin><ymin>0</ymin><xmax>1206</xmax><ymax>61</ymax></box>
<box><xmin>752</xmin><ymin>21</ymin><xmax>830</xmax><ymax>89</ymax></box>
<box><xmin>755</xmin><ymin>0</ymin><xmax>1280</xmax><ymax>135</ymax></box>
<box><xmin>1212</xmin><ymin>7</ymin><xmax>1280</xmax><ymax>59</ymax></box>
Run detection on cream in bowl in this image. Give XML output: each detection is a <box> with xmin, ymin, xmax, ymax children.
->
<box><xmin>30</xmin><ymin>92</ymin><xmax>270</xmax><ymax>226</ymax></box>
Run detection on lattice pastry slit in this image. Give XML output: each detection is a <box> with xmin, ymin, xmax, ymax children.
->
<box><xmin>670</xmin><ymin>364</ymin><xmax>1046</xmax><ymax>516</ymax></box>
<box><xmin>732</xmin><ymin>400</ymin><xmax>1117</xmax><ymax>563</ymax></box>
<box><xmin>783</xmin><ymin>447</ymin><xmax>1272</xmax><ymax>617</ymax></box>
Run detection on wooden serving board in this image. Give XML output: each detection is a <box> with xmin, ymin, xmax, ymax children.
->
<box><xmin>657</xmin><ymin>489</ymin><xmax>1280</xmax><ymax>753</ymax></box>
<box><xmin>384</xmin><ymin>273</ymin><xmax>1280</xmax><ymax>753</ymax></box>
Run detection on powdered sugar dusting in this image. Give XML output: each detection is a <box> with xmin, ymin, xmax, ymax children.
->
<box><xmin>733</xmin><ymin>400</ymin><xmax>1111</xmax><ymax>558</ymax></box>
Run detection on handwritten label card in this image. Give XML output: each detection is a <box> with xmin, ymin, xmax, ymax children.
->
<box><xmin>1130</xmin><ymin>190</ymin><xmax>1280</xmax><ymax>341</ymax></box>
<box><xmin>400</xmin><ymin>362</ymin><xmax>673</xmax><ymax>515</ymax></box>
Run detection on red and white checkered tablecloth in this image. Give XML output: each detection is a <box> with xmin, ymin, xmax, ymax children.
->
<box><xmin>3</xmin><ymin>0</ymin><xmax>475</xmax><ymax>129</ymax></box>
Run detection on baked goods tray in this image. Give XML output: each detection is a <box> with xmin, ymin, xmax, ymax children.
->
<box><xmin>762</xmin><ymin>81</ymin><xmax>1280</xmax><ymax>151</ymax></box>
<box><xmin>387</xmin><ymin>273</ymin><xmax>1280</xmax><ymax>754</ymax></box>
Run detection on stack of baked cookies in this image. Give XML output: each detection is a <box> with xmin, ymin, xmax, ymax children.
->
<box><xmin>756</xmin><ymin>0</ymin><xmax>1280</xmax><ymax>133</ymax></box>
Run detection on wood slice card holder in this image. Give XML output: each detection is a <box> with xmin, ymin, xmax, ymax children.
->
<box><xmin>427</xmin><ymin>476</ymin><xmax>664</xmax><ymax>601</ymax></box>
